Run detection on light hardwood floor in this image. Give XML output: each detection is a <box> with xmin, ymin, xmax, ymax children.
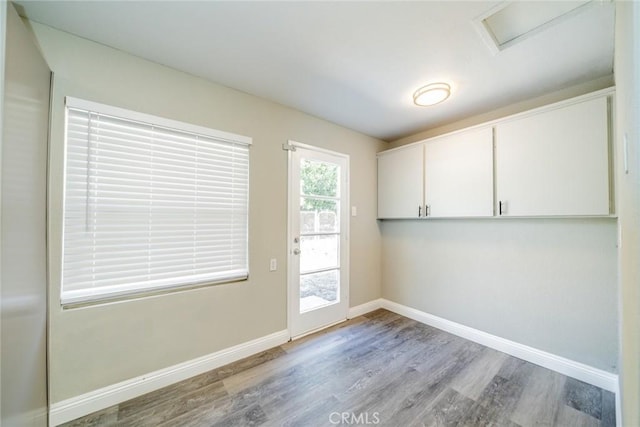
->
<box><xmin>62</xmin><ymin>309</ymin><xmax>616</xmax><ymax>426</ymax></box>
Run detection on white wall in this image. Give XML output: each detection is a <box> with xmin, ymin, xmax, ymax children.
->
<box><xmin>381</xmin><ymin>218</ymin><xmax>618</xmax><ymax>371</ymax></box>
<box><xmin>614</xmin><ymin>1</ymin><xmax>640</xmax><ymax>425</ymax></box>
<box><xmin>381</xmin><ymin>81</ymin><xmax>620</xmax><ymax>375</ymax></box>
<box><xmin>27</xmin><ymin>22</ymin><xmax>386</xmax><ymax>403</ymax></box>
<box><xmin>1</xmin><ymin>5</ymin><xmax>50</xmax><ymax>426</ymax></box>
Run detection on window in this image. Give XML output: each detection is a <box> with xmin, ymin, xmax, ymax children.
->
<box><xmin>61</xmin><ymin>97</ymin><xmax>251</xmax><ymax>305</ymax></box>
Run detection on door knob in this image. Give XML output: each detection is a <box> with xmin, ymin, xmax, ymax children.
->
<box><xmin>293</xmin><ymin>248</ymin><xmax>301</xmax><ymax>255</ymax></box>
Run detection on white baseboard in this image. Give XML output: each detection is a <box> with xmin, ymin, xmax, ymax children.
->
<box><xmin>380</xmin><ymin>299</ymin><xmax>619</xmax><ymax>393</ymax></box>
<box><xmin>348</xmin><ymin>298</ymin><xmax>383</xmax><ymax>319</ymax></box>
<box><xmin>49</xmin><ymin>329</ymin><xmax>289</xmax><ymax>426</ymax></box>
<box><xmin>50</xmin><ymin>300</ymin><xmax>619</xmax><ymax>425</ymax></box>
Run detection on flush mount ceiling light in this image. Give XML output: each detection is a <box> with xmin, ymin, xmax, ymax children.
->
<box><xmin>413</xmin><ymin>82</ymin><xmax>451</xmax><ymax>107</ymax></box>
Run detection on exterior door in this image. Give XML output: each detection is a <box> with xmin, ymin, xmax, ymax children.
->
<box><xmin>288</xmin><ymin>142</ymin><xmax>349</xmax><ymax>338</ymax></box>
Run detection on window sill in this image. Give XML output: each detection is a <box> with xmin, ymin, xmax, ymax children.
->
<box><xmin>61</xmin><ymin>275</ymin><xmax>249</xmax><ymax>310</ymax></box>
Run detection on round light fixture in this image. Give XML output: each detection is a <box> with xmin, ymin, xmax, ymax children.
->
<box><xmin>413</xmin><ymin>82</ymin><xmax>451</xmax><ymax>106</ymax></box>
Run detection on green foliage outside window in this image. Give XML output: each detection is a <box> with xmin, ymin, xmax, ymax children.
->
<box><xmin>300</xmin><ymin>159</ymin><xmax>338</xmax><ymax>211</ymax></box>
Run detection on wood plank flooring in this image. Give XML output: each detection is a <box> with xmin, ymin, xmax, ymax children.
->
<box><xmin>62</xmin><ymin>310</ymin><xmax>616</xmax><ymax>426</ymax></box>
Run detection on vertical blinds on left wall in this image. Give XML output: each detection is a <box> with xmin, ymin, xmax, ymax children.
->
<box><xmin>61</xmin><ymin>97</ymin><xmax>251</xmax><ymax>305</ymax></box>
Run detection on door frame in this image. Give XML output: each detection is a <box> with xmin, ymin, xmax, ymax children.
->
<box><xmin>286</xmin><ymin>140</ymin><xmax>350</xmax><ymax>339</ymax></box>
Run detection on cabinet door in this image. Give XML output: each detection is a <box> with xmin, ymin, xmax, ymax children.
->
<box><xmin>377</xmin><ymin>144</ymin><xmax>424</xmax><ymax>218</ymax></box>
<box><xmin>424</xmin><ymin>127</ymin><xmax>494</xmax><ymax>217</ymax></box>
<box><xmin>495</xmin><ymin>96</ymin><xmax>610</xmax><ymax>216</ymax></box>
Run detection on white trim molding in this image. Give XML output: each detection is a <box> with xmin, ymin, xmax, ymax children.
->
<box><xmin>348</xmin><ymin>299</ymin><xmax>383</xmax><ymax>319</ymax></box>
<box><xmin>49</xmin><ymin>329</ymin><xmax>289</xmax><ymax>426</ymax></box>
<box><xmin>616</xmin><ymin>388</ymin><xmax>622</xmax><ymax>427</ymax></box>
<box><xmin>380</xmin><ymin>299</ymin><xmax>619</xmax><ymax>393</ymax></box>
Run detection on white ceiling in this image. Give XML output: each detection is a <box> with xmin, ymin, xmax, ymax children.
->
<box><xmin>15</xmin><ymin>1</ymin><xmax>615</xmax><ymax>141</ymax></box>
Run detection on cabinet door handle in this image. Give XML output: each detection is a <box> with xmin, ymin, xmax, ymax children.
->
<box><xmin>425</xmin><ymin>205</ymin><xmax>430</xmax><ymax>217</ymax></box>
<box><xmin>418</xmin><ymin>205</ymin><xmax>422</xmax><ymax>218</ymax></box>
<box><xmin>499</xmin><ymin>201</ymin><xmax>506</xmax><ymax>215</ymax></box>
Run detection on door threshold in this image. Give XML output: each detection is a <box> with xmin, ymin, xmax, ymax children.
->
<box><xmin>290</xmin><ymin>318</ymin><xmax>348</xmax><ymax>341</ymax></box>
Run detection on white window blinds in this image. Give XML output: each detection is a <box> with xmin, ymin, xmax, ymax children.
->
<box><xmin>62</xmin><ymin>97</ymin><xmax>251</xmax><ymax>305</ymax></box>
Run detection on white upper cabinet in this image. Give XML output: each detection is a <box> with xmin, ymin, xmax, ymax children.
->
<box><xmin>377</xmin><ymin>90</ymin><xmax>613</xmax><ymax>220</ymax></box>
<box><xmin>424</xmin><ymin>127</ymin><xmax>494</xmax><ymax>217</ymax></box>
<box><xmin>495</xmin><ymin>96</ymin><xmax>610</xmax><ymax>216</ymax></box>
<box><xmin>377</xmin><ymin>144</ymin><xmax>424</xmax><ymax>218</ymax></box>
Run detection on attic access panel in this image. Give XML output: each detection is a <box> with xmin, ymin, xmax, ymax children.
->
<box><xmin>474</xmin><ymin>1</ymin><xmax>593</xmax><ymax>54</ymax></box>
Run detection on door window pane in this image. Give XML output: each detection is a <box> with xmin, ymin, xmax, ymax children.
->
<box><xmin>300</xmin><ymin>235</ymin><xmax>338</xmax><ymax>273</ymax></box>
<box><xmin>300</xmin><ymin>269</ymin><xmax>338</xmax><ymax>313</ymax></box>
<box><xmin>300</xmin><ymin>199</ymin><xmax>338</xmax><ymax>234</ymax></box>
<box><xmin>300</xmin><ymin>159</ymin><xmax>339</xmax><ymax>197</ymax></box>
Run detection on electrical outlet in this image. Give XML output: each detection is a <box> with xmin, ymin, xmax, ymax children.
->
<box><xmin>269</xmin><ymin>258</ymin><xmax>277</xmax><ymax>271</ymax></box>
